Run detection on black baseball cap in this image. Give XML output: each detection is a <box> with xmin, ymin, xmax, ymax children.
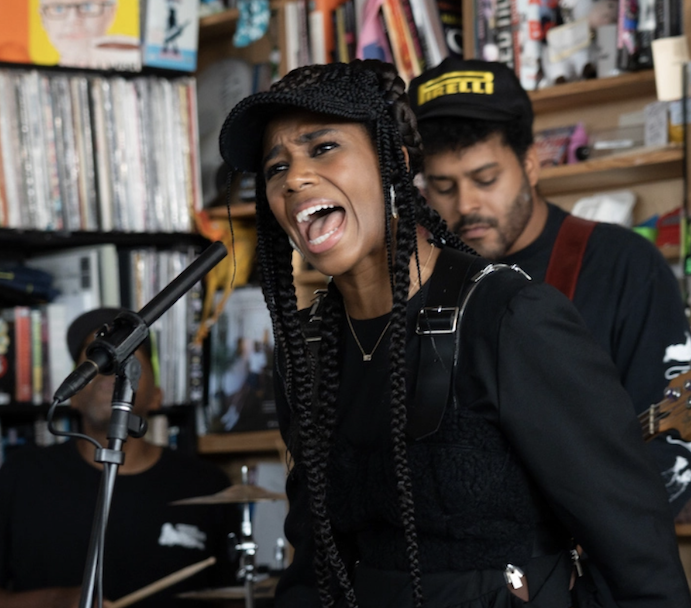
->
<box><xmin>66</xmin><ymin>307</ymin><xmax>152</xmax><ymax>363</ymax></box>
<box><xmin>219</xmin><ymin>62</ymin><xmax>392</xmax><ymax>174</ymax></box>
<box><xmin>408</xmin><ymin>58</ymin><xmax>533</xmax><ymax>126</ymax></box>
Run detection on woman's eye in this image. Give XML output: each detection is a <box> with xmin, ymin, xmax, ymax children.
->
<box><xmin>313</xmin><ymin>141</ymin><xmax>338</xmax><ymax>156</ymax></box>
<box><xmin>264</xmin><ymin>162</ymin><xmax>287</xmax><ymax>180</ymax></box>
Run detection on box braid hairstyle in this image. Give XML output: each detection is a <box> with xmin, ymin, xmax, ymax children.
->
<box><xmin>219</xmin><ymin>59</ymin><xmax>475</xmax><ymax>608</ymax></box>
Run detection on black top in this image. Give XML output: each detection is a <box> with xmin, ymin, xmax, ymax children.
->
<box><xmin>503</xmin><ymin>203</ymin><xmax>691</xmax><ymax>512</ymax></box>
<box><xmin>273</xmin><ymin>250</ymin><xmax>691</xmax><ymax>607</ymax></box>
<box><xmin>0</xmin><ymin>441</ymin><xmax>240</xmax><ymax>607</ymax></box>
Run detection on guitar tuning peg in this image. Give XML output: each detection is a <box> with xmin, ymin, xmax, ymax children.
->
<box><xmin>666</xmin><ymin>388</ymin><xmax>682</xmax><ymax>401</ymax></box>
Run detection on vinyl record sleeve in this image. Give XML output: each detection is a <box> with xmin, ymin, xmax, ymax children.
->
<box><xmin>50</xmin><ymin>75</ymin><xmax>82</xmax><ymax>232</ymax></box>
<box><xmin>70</xmin><ymin>77</ymin><xmax>98</xmax><ymax>231</ymax></box>
<box><xmin>0</xmin><ymin>70</ymin><xmax>24</xmax><ymax>229</ymax></box>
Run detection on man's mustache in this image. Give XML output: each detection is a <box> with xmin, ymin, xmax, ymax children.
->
<box><xmin>452</xmin><ymin>214</ymin><xmax>498</xmax><ymax>235</ymax></box>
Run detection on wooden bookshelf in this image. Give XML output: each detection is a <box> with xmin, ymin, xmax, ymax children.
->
<box><xmin>206</xmin><ymin>203</ymin><xmax>256</xmax><ymax>219</ymax></box>
<box><xmin>539</xmin><ymin>144</ymin><xmax>684</xmax><ymax>197</ymax></box>
<box><xmin>198</xmin><ymin>8</ymin><xmax>240</xmax><ymax>43</ymax></box>
<box><xmin>528</xmin><ymin>70</ymin><xmax>658</xmax><ymax>115</ymax></box>
<box><xmin>661</xmin><ymin>244</ymin><xmax>682</xmax><ymax>262</ymax></box>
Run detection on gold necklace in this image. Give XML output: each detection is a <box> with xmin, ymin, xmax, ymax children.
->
<box><xmin>409</xmin><ymin>243</ymin><xmax>435</xmax><ymax>294</ymax></box>
<box><xmin>345</xmin><ymin>313</ymin><xmax>391</xmax><ymax>362</ymax></box>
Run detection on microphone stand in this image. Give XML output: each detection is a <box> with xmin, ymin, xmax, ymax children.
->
<box><xmin>53</xmin><ymin>241</ymin><xmax>229</xmax><ymax>608</ymax></box>
<box><xmin>79</xmin><ymin>356</ymin><xmax>147</xmax><ymax>608</ymax></box>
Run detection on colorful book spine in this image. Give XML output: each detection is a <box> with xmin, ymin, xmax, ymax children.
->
<box><xmin>0</xmin><ymin>309</ymin><xmax>16</xmax><ymax>406</ymax></box>
<box><xmin>14</xmin><ymin>306</ymin><xmax>31</xmax><ymax>404</ymax></box>
<box><xmin>30</xmin><ymin>307</ymin><xmax>43</xmax><ymax>406</ymax></box>
<box><xmin>381</xmin><ymin>0</ymin><xmax>422</xmax><ymax>82</ymax></box>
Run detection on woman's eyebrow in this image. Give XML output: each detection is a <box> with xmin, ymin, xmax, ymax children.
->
<box><xmin>263</xmin><ymin>128</ymin><xmax>338</xmax><ymax>166</ymax></box>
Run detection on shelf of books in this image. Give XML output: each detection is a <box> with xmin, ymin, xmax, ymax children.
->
<box><xmin>0</xmin><ymin>229</ymin><xmax>206</xmax><ymax>251</ymax></box>
<box><xmin>0</xmin><ymin>68</ymin><xmax>202</xmax><ymax>235</ymax></box>
<box><xmin>0</xmin><ymin>0</ymin><xmax>213</xmax><ymax>456</ymax></box>
<box><xmin>538</xmin><ymin>144</ymin><xmax>684</xmax><ymax>197</ymax></box>
<box><xmin>528</xmin><ymin>70</ymin><xmax>658</xmax><ymax>116</ymax></box>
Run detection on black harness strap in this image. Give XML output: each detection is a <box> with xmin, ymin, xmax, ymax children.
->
<box><xmin>406</xmin><ymin>247</ymin><xmax>485</xmax><ymax>440</ymax></box>
<box><xmin>300</xmin><ymin>250</ymin><xmax>529</xmax><ymax>442</ymax></box>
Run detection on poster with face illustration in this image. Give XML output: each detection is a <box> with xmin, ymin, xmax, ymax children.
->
<box><xmin>0</xmin><ymin>0</ymin><xmax>141</xmax><ymax>71</ymax></box>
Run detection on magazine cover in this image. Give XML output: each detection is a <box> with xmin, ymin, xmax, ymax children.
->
<box><xmin>142</xmin><ymin>0</ymin><xmax>200</xmax><ymax>72</ymax></box>
<box><xmin>206</xmin><ymin>286</ymin><xmax>278</xmax><ymax>434</ymax></box>
<box><xmin>0</xmin><ymin>0</ymin><xmax>141</xmax><ymax>71</ymax></box>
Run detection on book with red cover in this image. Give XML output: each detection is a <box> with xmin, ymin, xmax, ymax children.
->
<box><xmin>13</xmin><ymin>306</ymin><xmax>31</xmax><ymax>404</ymax></box>
<box><xmin>398</xmin><ymin>0</ymin><xmax>427</xmax><ymax>70</ymax></box>
<box><xmin>382</xmin><ymin>0</ymin><xmax>423</xmax><ymax>82</ymax></box>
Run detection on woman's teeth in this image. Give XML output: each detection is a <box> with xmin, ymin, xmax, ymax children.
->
<box><xmin>296</xmin><ymin>204</ymin><xmax>335</xmax><ymax>223</ymax></box>
<box><xmin>309</xmin><ymin>228</ymin><xmax>337</xmax><ymax>245</ymax></box>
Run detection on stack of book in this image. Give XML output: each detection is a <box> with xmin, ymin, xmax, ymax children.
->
<box><xmin>0</xmin><ymin>68</ymin><xmax>202</xmax><ymax>234</ymax></box>
<box><xmin>0</xmin><ymin>246</ymin><xmax>204</xmax><ymax>408</ymax></box>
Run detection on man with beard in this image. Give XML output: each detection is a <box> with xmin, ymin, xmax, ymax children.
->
<box><xmin>409</xmin><ymin>57</ymin><xmax>691</xmax><ymax>606</ymax></box>
<box><xmin>408</xmin><ymin>58</ymin><xmax>691</xmax><ymax>515</ymax></box>
<box><xmin>0</xmin><ymin>307</ymin><xmax>239</xmax><ymax>608</ymax></box>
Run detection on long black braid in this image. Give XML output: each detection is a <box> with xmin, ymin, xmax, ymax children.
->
<box><xmin>238</xmin><ymin>60</ymin><xmax>474</xmax><ymax>608</ymax></box>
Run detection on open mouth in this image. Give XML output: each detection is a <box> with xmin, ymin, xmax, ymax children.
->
<box><xmin>296</xmin><ymin>203</ymin><xmax>345</xmax><ymax>247</ymax></box>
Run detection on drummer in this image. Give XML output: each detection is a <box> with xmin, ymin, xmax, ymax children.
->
<box><xmin>0</xmin><ymin>307</ymin><xmax>241</xmax><ymax>608</ymax></box>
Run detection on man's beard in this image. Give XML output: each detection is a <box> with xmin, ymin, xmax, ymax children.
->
<box><xmin>452</xmin><ymin>173</ymin><xmax>533</xmax><ymax>260</ymax></box>
<box><xmin>79</xmin><ymin>401</ymin><xmax>114</xmax><ymax>433</ymax></box>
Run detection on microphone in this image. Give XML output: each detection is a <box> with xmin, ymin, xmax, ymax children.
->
<box><xmin>53</xmin><ymin>241</ymin><xmax>228</xmax><ymax>403</ymax></box>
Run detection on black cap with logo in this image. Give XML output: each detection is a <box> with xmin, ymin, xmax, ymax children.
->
<box><xmin>408</xmin><ymin>57</ymin><xmax>533</xmax><ymax>126</ymax></box>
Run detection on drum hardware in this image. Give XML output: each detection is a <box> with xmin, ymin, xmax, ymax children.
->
<box><xmin>234</xmin><ymin>465</ymin><xmax>259</xmax><ymax>608</ymax></box>
<box><xmin>173</xmin><ymin>466</ymin><xmax>286</xmax><ymax>607</ymax></box>
<box><xmin>273</xmin><ymin>537</ymin><xmax>286</xmax><ymax>571</ymax></box>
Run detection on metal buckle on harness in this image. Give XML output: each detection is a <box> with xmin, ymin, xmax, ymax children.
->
<box><xmin>305</xmin><ymin>290</ymin><xmax>327</xmax><ymax>343</ymax></box>
<box><xmin>415</xmin><ymin>306</ymin><xmax>459</xmax><ymax>335</ymax></box>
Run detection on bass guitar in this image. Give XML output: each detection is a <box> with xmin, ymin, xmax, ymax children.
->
<box><xmin>641</xmin><ymin>370</ymin><xmax>691</xmax><ymax>442</ymax></box>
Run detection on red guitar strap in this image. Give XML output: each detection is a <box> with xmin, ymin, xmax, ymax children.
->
<box><xmin>544</xmin><ymin>214</ymin><xmax>597</xmax><ymax>301</ymax></box>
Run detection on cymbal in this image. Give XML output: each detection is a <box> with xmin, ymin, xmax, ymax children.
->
<box><xmin>177</xmin><ymin>577</ymin><xmax>278</xmax><ymax>600</ymax></box>
<box><xmin>171</xmin><ymin>484</ymin><xmax>286</xmax><ymax>505</ymax></box>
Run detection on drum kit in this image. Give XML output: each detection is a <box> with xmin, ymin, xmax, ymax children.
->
<box><xmin>171</xmin><ymin>465</ymin><xmax>286</xmax><ymax>607</ymax></box>
<box><xmin>111</xmin><ymin>465</ymin><xmax>286</xmax><ymax>608</ymax></box>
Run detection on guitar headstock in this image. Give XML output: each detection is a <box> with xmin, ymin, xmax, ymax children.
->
<box><xmin>643</xmin><ymin>370</ymin><xmax>691</xmax><ymax>442</ymax></box>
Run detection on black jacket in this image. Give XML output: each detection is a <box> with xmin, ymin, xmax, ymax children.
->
<box><xmin>274</xmin><ymin>247</ymin><xmax>690</xmax><ymax>607</ymax></box>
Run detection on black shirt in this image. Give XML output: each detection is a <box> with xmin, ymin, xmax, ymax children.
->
<box><xmin>503</xmin><ymin>203</ymin><xmax>691</xmax><ymax>512</ymax></box>
<box><xmin>0</xmin><ymin>441</ymin><xmax>240</xmax><ymax>607</ymax></box>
